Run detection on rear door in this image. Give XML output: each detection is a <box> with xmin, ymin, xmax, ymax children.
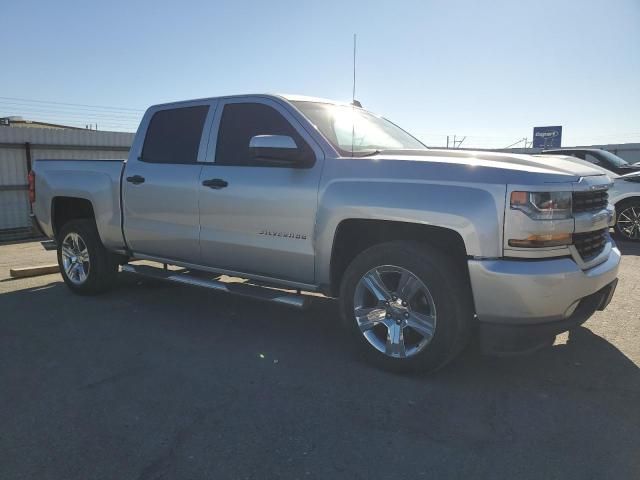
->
<box><xmin>122</xmin><ymin>102</ymin><xmax>214</xmax><ymax>263</ymax></box>
<box><xmin>197</xmin><ymin>98</ymin><xmax>324</xmax><ymax>284</ymax></box>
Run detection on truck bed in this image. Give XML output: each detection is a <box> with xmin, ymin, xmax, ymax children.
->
<box><xmin>31</xmin><ymin>158</ymin><xmax>127</xmax><ymax>250</ymax></box>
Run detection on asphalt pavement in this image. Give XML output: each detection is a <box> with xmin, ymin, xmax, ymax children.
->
<box><xmin>1</xmin><ymin>240</ymin><xmax>639</xmax><ymax>479</ymax></box>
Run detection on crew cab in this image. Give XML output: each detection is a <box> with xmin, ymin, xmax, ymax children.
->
<box><xmin>30</xmin><ymin>94</ymin><xmax>621</xmax><ymax>372</ymax></box>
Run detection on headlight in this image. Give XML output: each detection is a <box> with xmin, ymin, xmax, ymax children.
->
<box><xmin>510</xmin><ymin>191</ymin><xmax>572</xmax><ymax>220</ymax></box>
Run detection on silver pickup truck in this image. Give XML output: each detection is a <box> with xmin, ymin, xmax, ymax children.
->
<box><xmin>30</xmin><ymin>94</ymin><xmax>621</xmax><ymax>372</ymax></box>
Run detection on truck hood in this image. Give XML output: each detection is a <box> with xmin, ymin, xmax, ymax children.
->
<box><xmin>374</xmin><ymin>149</ymin><xmax>607</xmax><ymax>180</ymax></box>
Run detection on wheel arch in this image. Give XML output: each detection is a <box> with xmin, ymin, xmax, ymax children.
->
<box><xmin>327</xmin><ymin>219</ymin><xmax>469</xmax><ymax>297</ymax></box>
<box><xmin>51</xmin><ymin>196</ymin><xmax>96</xmax><ymax>239</ymax></box>
<box><xmin>614</xmin><ymin>195</ymin><xmax>640</xmax><ymax>209</ymax></box>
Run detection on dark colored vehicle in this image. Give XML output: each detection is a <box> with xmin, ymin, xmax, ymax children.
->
<box><xmin>542</xmin><ymin>148</ymin><xmax>640</xmax><ymax>176</ymax></box>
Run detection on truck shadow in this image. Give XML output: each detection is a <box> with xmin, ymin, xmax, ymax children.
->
<box><xmin>2</xmin><ymin>275</ymin><xmax>638</xmax><ymax>478</ymax></box>
<box><xmin>1</xmin><ymin>273</ymin><xmax>636</xmax><ymax>384</ymax></box>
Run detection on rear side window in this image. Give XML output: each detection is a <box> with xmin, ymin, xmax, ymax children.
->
<box><xmin>584</xmin><ymin>153</ymin><xmax>602</xmax><ymax>166</ymax></box>
<box><xmin>142</xmin><ymin>106</ymin><xmax>209</xmax><ymax>164</ymax></box>
<box><xmin>215</xmin><ymin>103</ymin><xmax>313</xmax><ymax>167</ymax></box>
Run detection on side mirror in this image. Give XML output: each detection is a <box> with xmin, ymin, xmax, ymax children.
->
<box><xmin>249</xmin><ymin>135</ymin><xmax>309</xmax><ymax>166</ymax></box>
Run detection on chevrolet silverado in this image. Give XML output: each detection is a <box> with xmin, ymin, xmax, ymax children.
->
<box><xmin>30</xmin><ymin>94</ymin><xmax>621</xmax><ymax>371</ymax></box>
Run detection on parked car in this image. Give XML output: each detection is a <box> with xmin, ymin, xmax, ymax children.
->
<box><xmin>537</xmin><ymin>152</ymin><xmax>640</xmax><ymax>241</ymax></box>
<box><xmin>541</xmin><ymin>148</ymin><xmax>640</xmax><ymax>176</ymax></box>
<box><xmin>612</xmin><ymin>173</ymin><xmax>640</xmax><ymax>241</ymax></box>
<box><xmin>30</xmin><ymin>94</ymin><xmax>620</xmax><ymax>372</ymax></box>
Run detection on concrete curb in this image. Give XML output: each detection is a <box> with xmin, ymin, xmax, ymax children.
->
<box><xmin>9</xmin><ymin>264</ymin><xmax>60</xmax><ymax>278</ymax></box>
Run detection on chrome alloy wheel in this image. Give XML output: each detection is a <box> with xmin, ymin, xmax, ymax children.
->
<box><xmin>61</xmin><ymin>232</ymin><xmax>90</xmax><ymax>285</ymax></box>
<box><xmin>617</xmin><ymin>206</ymin><xmax>640</xmax><ymax>240</ymax></box>
<box><xmin>353</xmin><ymin>265</ymin><xmax>437</xmax><ymax>359</ymax></box>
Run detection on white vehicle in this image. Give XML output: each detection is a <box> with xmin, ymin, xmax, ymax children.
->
<box><xmin>539</xmin><ymin>152</ymin><xmax>640</xmax><ymax>241</ymax></box>
<box><xmin>610</xmin><ymin>172</ymin><xmax>640</xmax><ymax>241</ymax></box>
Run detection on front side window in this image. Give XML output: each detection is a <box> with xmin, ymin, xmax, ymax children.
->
<box><xmin>292</xmin><ymin>101</ymin><xmax>426</xmax><ymax>156</ymax></box>
<box><xmin>596</xmin><ymin>150</ymin><xmax>629</xmax><ymax>168</ymax></box>
<box><xmin>142</xmin><ymin>105</ymin><xmax>209</xmax><ymax>164</ymax></box>
<box><xmin>215</xmin><ymin>103</ymin><xmax>313</xmax><ymax>167</ymax></box>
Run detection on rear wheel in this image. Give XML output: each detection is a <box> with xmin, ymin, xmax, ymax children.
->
<box><xmin>57</xmin><ymin>219</ymin><xmax>118</xmax><ymax>294</ymax></box>
<box><xmin>339</xmin><ymin>241</ymin><xmax>473</xmax><ymax>373</ymax></box>
<box><xmin>615</xmin><ymin>200</ymin><xmax>640</xmax><ymax>242</ymax></box>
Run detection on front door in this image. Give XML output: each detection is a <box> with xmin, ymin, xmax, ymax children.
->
<box><xmin>198</xmin><ymin>99</ymin><xmax>323</xmax><ymax>284</ymax></box>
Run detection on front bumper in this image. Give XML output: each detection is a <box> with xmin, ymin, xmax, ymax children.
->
<box><xmin>468</xmin><ymin>242</ymin><xmax>620</xmax><ymax>353</ymax></box>
<box><xmin>468</xmin><ymin>243</ymin><xmax>620</xmax><ymax>325</ymax></box>
<box><xmin>478</xmin><ymin>279</ymin><xmax>617</xmax><ymax>354</ymax></box>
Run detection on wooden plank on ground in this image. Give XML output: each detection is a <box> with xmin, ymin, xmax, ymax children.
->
<box><xmin>9</xmin><ymin>264</ymin><xmax>59</xmax><ymax>278</ymax></box>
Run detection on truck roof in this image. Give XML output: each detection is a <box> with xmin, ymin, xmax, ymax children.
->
<box><xmin>148</xmin><ymin>93</ymin><xmax>348</xmax><ymax>111</ymax></box>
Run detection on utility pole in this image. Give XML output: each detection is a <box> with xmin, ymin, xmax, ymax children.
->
<box><xmin>449</xmin><ymin>135</ymin><xmax>466</xmax><ymax>149</ymax></box>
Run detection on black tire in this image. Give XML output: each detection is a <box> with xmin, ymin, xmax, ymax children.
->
<box><xmin>614</xmin><ymin>199</ymin><xmax>640</xmax><ymax>242</ymax></box>
<box><xmin>339</xmin><ymin>241</ymin><xmax>473</xmax><ymax>373</ymax></box>
<box><xmin>56</xmin><ymin>219</ymin><xmax>119</xmax><ymax>295</ymax></box>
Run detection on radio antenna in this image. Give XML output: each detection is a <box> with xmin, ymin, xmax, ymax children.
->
<box><xmin>351</xmin><ymin>34</ymin><xmax>357</xmax><ymax>156</ymax></box>
<box><xmin>352</xmin><ymin>33</ymin><xmax>357</xmax><ymax>105</ymax></box>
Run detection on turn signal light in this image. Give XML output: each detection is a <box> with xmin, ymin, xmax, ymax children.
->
<box><xmin>508</xmin><ymin>233</ymin><xmax>572</xmax><ymax>248</ymax></box>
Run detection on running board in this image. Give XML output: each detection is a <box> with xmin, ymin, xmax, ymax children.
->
<box><xmin>121</xmin><ymin>264</ymin><xmax>308</xmax><ymax>309</ymax></box>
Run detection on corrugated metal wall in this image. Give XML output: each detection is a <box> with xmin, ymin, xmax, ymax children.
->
<box><xmin>0</xmin><ymin>127</ymin><xmax>134</xmax><ymax>241</ymax></box>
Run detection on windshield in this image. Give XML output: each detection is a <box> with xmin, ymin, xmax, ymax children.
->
<box><xmin>597</xmin><ymin>150</ymin><xmax>630</xmax><ymax>167</ymax></box>
<box><xmin>291</xmin><ymin>101</ymin><xmax>426</xmax><ymax>156</ymax></box>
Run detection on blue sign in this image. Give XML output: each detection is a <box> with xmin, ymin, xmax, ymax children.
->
<box><xmin>533</xmin><ymin>126</ymin><xmax>562</xmax><ymax>148</ymax></box>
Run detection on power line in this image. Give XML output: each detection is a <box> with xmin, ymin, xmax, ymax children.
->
<box><xmin>0</xmin><ymin>96</ymin><xmax>145</xmax><ymax>113</ymax></box>
<box><xmin>0</xmin><ymin>101</ymin><xmax>142</xmax><ymax>118</ymax></box>
<box><xmin>503</xmin><ymin>138</ymin><xmax>527</xmax><ymax>148</ymax></box>
<box><xmin>0</xmin><ymin>107</ymin><xmax>141</xmax><ymax>122</ymax></box>
<box><xmin>0</xmin><ymin>116</ymin><xmax>138</xmax><ymax>129</ymax></box>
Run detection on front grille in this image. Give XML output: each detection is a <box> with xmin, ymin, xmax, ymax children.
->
<box><xmin>573</xmin><ymin>190</ymin><xmax>608</xmax><ymax>213</ymax></box>
<box><xmin>573</xmin><ymin>228</ymin><xmax>607</xmax><ymax>261</ymax></box>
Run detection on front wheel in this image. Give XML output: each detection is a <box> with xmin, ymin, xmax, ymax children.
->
<box><xmin>615</xmin><ymin>200</ymin><xmax>640</xmax><ymax>242</ymax></box>
<box><xmin>57</xmin><ymin>219</ymin><xmax>118</xmax><ymax>295</ymax></box>
<box><xmin>339</xmin><ymin>241</ymin><xmax>473</xmax><ymax>373</ymax></box>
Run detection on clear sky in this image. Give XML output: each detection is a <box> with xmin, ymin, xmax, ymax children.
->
<box><xmin>1</xmin><ymin>0</ymin><xmax>639</xmax><ymax>148</ymax></box>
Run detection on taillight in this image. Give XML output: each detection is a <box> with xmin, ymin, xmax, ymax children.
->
<box><xmin>28</xmin><ymin>171</ymin><xmax>35</xmax><ymax>203</ymax></box>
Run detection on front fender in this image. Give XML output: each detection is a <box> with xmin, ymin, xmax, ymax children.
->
<box><xmin>314</xmin><ymin>179</ymin><xmax>506</xmax><ymax>286</ymax></box>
